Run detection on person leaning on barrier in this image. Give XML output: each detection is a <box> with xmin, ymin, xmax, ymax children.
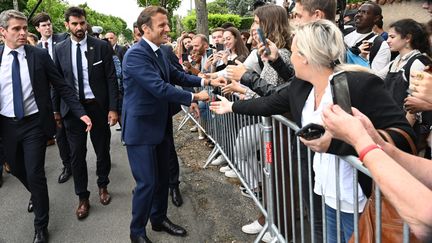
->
<box><xmin>322</xmin><ymin>105</ymin><xmax>432</xmax><ymax>242</ymax></box>
<box><xmin>210</xmin><ymin>19</ymin><xmax>415</xmax><ymax>243</ymax></box>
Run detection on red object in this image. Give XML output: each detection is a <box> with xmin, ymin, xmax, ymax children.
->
<box><xmin>265</xmin><ymin>142</ymin><xmax>273</xmax><ymax>164</ymax></box>
<box><xmin>358</xmin><ymin>144</ymin><xmax>382</xmax><ymax>162</ymax></box>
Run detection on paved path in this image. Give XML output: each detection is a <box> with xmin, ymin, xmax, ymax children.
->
<box><xmin>0</xmin><ymin>122</ymin><xmax>257</xmax><ymax>243</ymax></box>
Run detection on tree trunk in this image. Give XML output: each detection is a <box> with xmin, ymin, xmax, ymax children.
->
<box><xmin>194</xmin><ymin>0</ymin><xmax>208</xmax><ymax>36</ymax></box>
<box><xmin>13</xmin><ymin>0</ymin><xmax>19</xmax><ymax>10</ymax></box>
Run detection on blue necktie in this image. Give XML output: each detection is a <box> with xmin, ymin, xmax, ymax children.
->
<box><xmin>76</xmin><ymin>43</ymin><xmax>85</xmax><ymax>100</ymax></box>
<box><xmin>10</xmin><ymin>51</ymin><xmax>24</xmax><ymax>119</ymax></box>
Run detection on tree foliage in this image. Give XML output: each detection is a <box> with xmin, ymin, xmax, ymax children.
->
<box><xmin>0</xmin><ymin>0</ymin><xmax>28</xmax><ymax>12</ymax></box>
<box><xmin>136</xmin><ymin>0</ymin><xmax>181</xmax><ymax>16</ymax></box>
<box><xmin>182</xmin><ymin>13</ymin><xmax>242</xmax><ymax>32</ymax></box>
<box><xmin>207</xmin><ymin>0</ymin><xmax>229</xmax><ymax>14</ymax></box>
<box><xmin>25</xmin><ymin>0</ymin><xmax>132</xmax><ymax>42</ymax></box>
<box><xmin>226</xmin><ymin>0</ymin><xmax>255</xmax><ymax>16</ymax></box>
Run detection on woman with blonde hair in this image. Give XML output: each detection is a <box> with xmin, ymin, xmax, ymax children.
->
<box><xmin>210</xmin><ymin>19</ymin><xmax>415</xmax><ymax>242</ymax></box>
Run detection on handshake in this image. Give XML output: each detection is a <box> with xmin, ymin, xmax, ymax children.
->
<box><xmin>192</xmin><ymin>76</ymin><xmax>229</xmax><ymax>102</ymax></box>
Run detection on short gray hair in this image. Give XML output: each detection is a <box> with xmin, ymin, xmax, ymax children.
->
<box><xmin>0</xmin><ymin>10</ymin><xmax>27</xmax><ymax>29</ymax></box>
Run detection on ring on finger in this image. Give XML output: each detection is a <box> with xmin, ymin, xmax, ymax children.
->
<box><xmin>416</xmin><ymin>73</ymin><xmax>424</xmax><ymax>80</ymax></box>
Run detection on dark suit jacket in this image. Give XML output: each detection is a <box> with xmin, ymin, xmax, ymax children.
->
<box><xmin>0</xmin><ymin>45</ymin><xmax>86</xmax><ymax>137</ymax></box>
<box><xmin>233</xmin><ymin>71</ymin><xmax>416</xmax><ymax>196</ymax></box>
<box><xmin>121</xmin><ymin>38</ymin><xmax>202</xmax><ymax>145</ymax></box>
<box><xmin>53</xmin><ymin>35</ymin><xmax>119</xmax><ymax>117</ymax></box>
<box><xmin>36</xmin><ymin>33</ymin><xmax>69</xmax><ymax>48</ymax></box>
<box><xmin>114</xmin><ymin>44</ymin><xmax>127</xmax><ymax>64</ymax></box>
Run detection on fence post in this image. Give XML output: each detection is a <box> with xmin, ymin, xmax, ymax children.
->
<box><xmin>261</xmin><ymin>117</ymin><xmax>276</xmax><ymax>239</ymax></box>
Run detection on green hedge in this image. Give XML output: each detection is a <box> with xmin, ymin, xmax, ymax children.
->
<box><xmin>183</xmin><ymin>13</ymin><xmax>253</xmax><ymax>32</ymax></box>
<box><xmin>239</xmin><ymin>17</ymin><xmax>254</xmax><ymax>31</ymax></box>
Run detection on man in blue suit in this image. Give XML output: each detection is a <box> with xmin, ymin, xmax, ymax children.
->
<box><xmin>122</xmin><ymin>6</ymin><xmax>213</xmax><ymax>243</ymax></box>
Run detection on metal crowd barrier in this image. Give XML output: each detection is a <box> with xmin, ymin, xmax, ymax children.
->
<box><xmin>177</xmin><ymin>97</ymin><xmax>414</xmax><ymax>243</ymax></box>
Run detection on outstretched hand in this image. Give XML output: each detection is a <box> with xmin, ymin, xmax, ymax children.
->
<box><xmin>209</xmin><ymin>95</ymin><xmax>233</xmax><ymax>114</ymax></box>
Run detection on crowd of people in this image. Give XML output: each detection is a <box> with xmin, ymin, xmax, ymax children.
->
<box><xmin>1</xmin><ymin>0</ymin><xmax>432</xmax><ymax>242</ymax></box>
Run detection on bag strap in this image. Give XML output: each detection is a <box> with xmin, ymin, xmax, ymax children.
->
<box><xmin>369</xmin><ymin>35</ymin><xmax>384</xmax><ymax>65</ymax></box>
<box><xmin>386</xmin><ymin>127</ymin><xmax>418</xmax><ymax>155</ymax></box>
<box><xmin>354</xmin><ymin>32</ymin><xmax>376</xmax><ymax>48</ymax></box>
<box><xmin>377</xmin><ymin>129</ymin><xmax>395</xmax><ymax>145</ymax></box>
<box><xmin>402</xmin><ymin>53</ymin><xmax>432</xmax><ymax>81</ymax></box>
<box><xmin>342</xmin><ymin>27</ymin><xmax>356</xmax><ymax>36</ymax></box>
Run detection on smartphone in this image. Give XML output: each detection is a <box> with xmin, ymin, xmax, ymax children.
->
<box><xmin>206</xmin><ymin>48</ymin><xmax>213</xmax><ymax>57</ymax></box>
<box><xmin>256</xmin><ymin>28</ymin><xmax>271</xmax><ymax>55</ymax></box>
<box><xmin>330</xmin><ymin>72</ymin><xmax>352</xmax><ymax>114</ymax></box>
<box><xmin>295</xmin><ymin>123</ymin><xmax>325</xmax><ymax>140</ymax></box>
<box><xmin>216</xmin><ymin>43</ymin><xmax>225</xmax><ymax>52</ymax></box>
<box><xmin>182</xmin><ymin>53</ymin><xmax>189</xmax><ymax>62</ymax></box>
<box><xmin>364</xmin><ymin>41</ymin><xmax>373</xmax><ymax>52</ymax></box>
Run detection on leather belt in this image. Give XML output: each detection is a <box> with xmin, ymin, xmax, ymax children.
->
<box><xmin>80</xmin><ymin>99</ymin><xmax>97</xmax><ymax>105</ymax></box>
<box><xmin>2</xmin><ymin>112</ymin><xmax>39</xmax><ymax>122</ymax></box>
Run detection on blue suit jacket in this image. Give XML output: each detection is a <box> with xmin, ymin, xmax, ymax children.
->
<box><xmin>121</xmin><ymin>39</ymin><xmax>202</xmax><ymax>145</ymax></box>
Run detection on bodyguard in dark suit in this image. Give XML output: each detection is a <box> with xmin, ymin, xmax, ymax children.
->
<box><xmin>160</xmin><ymin>44</ymin><xmax>200</xmax><ymax>207</ymax></box>
<box><xmin>32</xmin><ymin>12</ymin><xmax>73</xmax><ymax>184</ymax></box>
<box><xmin>122</xmin><ymin>6</ymin><xmax>210</xmax><ymax>243</ymax></box>
<box><xmin>53</xmin><ymin>7</ymin><xmax>119</xmax><ymax>220</ymax></box>
<box><xmin>0</xmin><ymin>10</ymin><xmax>91</xmax><ymax>243</ymax></box>
<box><xmin>105</xmin><ymin>31</ymin><xmax>127</xmax><ymax>64</ymax></box>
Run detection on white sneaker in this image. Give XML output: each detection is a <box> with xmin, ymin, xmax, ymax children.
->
<box><xmin>241</xmin><ymin>220</ymin><xmax>263</xmax><ymax>234</ymax></box>
<box><xmin>189</xmin><ymin>125</ymin><xmax>198</xmax><ymax>132</ymax></box>
<box><xmin>198</xmin><ymin>135</ymin><xmax>206</xmax><ymax>140</ymax></box>
<box><xmin>211</xmin><ymin>155</ymin><xmax>227</xmax><ymax>166</ymax></box>
<box><xmin>225</xmin><ymin>169</ymin><xmax>238</xmax><ymax>178</ymax></box>
<box><xmin>262</xmin><ymin>232</ymin><xmax>274</xmax><ymax>242</ymax></box>
<box><xmin>219</xmin><ymin>165</ymin><xmax>231</xmax><ymax>173</ymax></box>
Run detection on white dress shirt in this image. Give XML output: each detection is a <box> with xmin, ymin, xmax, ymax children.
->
<box><xmin>41</xmin><ymin>36</ymin><xmax>53</xmax><ymax>59</ymax></box>
<box><xmin>0</xmin><ymin>45</ymin><xmax>39</xmax><ymax>117</ymax></box>
<box><xmin>301</xmin><ymin>73</ymin><xmax>367</xmax><ymax>213</ymax></box>
<box><xmin>71</xmin><ymin>35</ymin><xmax>95</xmax><ymax>99</ymax></box>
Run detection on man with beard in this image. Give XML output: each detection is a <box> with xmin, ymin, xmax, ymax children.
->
<box><xmin>53</xmin><ymin>6</ymin><xmax>119</xmax><ymax>220</ymax></box>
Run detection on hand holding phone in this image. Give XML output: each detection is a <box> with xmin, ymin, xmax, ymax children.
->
<box><xmin>330</xmin><ymin>72</ymin><xmax>352</xmax><ymax>115</ymax></box>
<box><xmin>362</xmin><ymin>40</ymin><xmax>373</xmax><ymax>52</ymax></box>
<box><xmin>295</xmin><ymin>123</ymin><xmax>325</xmax><ymax>140</ymax></box>
<box><xmin>257</xmin><ymin>28</ymin><xmax>271</xmax><ymax>55</ymax></box>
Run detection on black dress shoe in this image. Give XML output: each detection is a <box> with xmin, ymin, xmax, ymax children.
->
<box><xmin>152</xmin><ymin>218</ymin><xmax>187</xmax><ymax>236</ymax></box>
<box><xmin>33</xmin><ymin>228</ymin><xmax>48</xmax><ymax>243</ymax></box>
<box><xmin>28</xmin><ymin>198</ymin><xmax>34</xmax><ymax>213</ymax></box>
<box><xmin>170</xmin><ymin>187</ymin><xmax>183</xmax><ymax>207</ymax></box>
<box><xmin>130</xmin><ymin>235</ymin><xmax>152</xmax><ymax>243</ymax></box>
<box><xmin>58</xmin><ymin>167</ymin><xmax>72</xmax><ymax>184</ymax></box>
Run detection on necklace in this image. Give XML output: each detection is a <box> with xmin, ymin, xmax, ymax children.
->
<box><xmin>314</xmin><ymin>88</ymin><xmax>326</xmax><ymax>109</ymax></box>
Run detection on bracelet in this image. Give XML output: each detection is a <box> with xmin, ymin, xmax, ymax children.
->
<box><xmin>358</xmin><ymin>144</ymin><xmax>382</xmax><ymax>162</ymax></box>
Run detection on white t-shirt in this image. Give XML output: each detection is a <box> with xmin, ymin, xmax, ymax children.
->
<box><xmin>344</xmin><ymin>30</ymin><xmax>391</xmax><ymax>79</ymax></box>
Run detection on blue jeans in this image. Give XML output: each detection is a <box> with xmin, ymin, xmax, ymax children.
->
<box><xmin>325</xmin><ymin>205</ymin><xmax>355</xmax><ymax>243</ymax></box>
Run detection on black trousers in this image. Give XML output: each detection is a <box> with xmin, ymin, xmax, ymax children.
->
<box><xmin>55</xmin><ymin>120</ymin><xmax>71</xmax><ymax>169</ymax></box>
<box><xmin>0</xmin><ymin>114</ymin><xmax>49</xmax><ymax>230</ymax></box>
<box><xmin>63</xmin><ymin>102</ymin><xmax>111</xmax><ymax>199</ymax></box>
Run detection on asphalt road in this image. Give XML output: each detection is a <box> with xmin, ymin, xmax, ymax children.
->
<box><xmin>0</xmin><ymin>121</ymin><xmax>257</xmax><ymax>243</ymax></box>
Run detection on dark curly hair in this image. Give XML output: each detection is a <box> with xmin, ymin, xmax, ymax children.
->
<box><xmin>390</xmin><ymin>18</ymin><xmax>431</xmax><ymax>57</ymax></box>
